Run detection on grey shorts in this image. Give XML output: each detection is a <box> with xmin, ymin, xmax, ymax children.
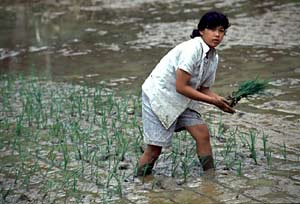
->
<box><xmin>142</xmin><ymin>91</ymin><xmax>205</xmax><ymax>147</ymax></box>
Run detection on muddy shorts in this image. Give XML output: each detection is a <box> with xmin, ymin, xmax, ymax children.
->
<box><xmin>142</xmin><ymin>91</ymin><xmax>205</xmax><ymax>147</ymax></box>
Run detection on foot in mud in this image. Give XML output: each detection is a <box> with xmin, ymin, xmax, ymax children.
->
<box><xmin>198</xmin><ymin>155</ymin><xmax>215</xmax><ymax>171</ymax></box>
<box><xmin>136</xmin><ymin>163</ymin><xmax>154</xmax><ymax>177</ymax></box>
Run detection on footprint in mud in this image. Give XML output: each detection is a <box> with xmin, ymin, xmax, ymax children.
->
<box><xmin>137</xmin><ymin>174</ymin><xmax>184</xmax><ymax>190</ymax></box>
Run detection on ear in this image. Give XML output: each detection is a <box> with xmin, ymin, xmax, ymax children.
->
<box><xmin>199</xmin><ymin>30</ymin><xmax>203</xmax><ymax>36</ymax></box>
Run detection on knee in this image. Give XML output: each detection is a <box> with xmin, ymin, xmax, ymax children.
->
<box><xmin>201</xmin><ymin>132</ymin><xmax>210</xmax><ymax>142</ymax></box>
<box><xmin>150</xmin><ymin>146</ymin><xmax>162</xmax><ymax>160</ymax></box>
<box><xmin>195</xmin><ymin>134</ymin><xmax>210</xmax><ymax>146</ymax></box>
<box><xmin>189</xmin><ymin>125</ymin><xmax>210</xmax><ymax>143</ymax></box>
<box><xmin>145</xmin><ymin>145</ymin><xmax>162</xmax><ymax>161</ymax></box>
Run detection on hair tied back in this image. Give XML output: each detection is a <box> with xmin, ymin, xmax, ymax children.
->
<box><xmin>190</xmin><ymin>29</ymin><xmax>200</xmax><ymax>39</ymax></box>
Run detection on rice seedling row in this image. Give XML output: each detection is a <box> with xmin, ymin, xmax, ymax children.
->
<box><xmin>0</xmin><ymin>74</ymin><xmax>297</xmax><ymax>203</ymax></box>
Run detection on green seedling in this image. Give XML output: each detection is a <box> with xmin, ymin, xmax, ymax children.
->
<box><xmin>16</xmin><ymin>114</ymin><xmax>24</xmax><ymax>137</ymax></box>
<box><xmin>239</xmin><ymin>130</ymin><xmax>258</xmax><ymax>165</ymax></box>
<box><xmin>266</xmin><ymin>149</ymin><xmax>272</xmax><ymax>169</ymax></box>
<box><xmin>280</xmin><ymin>142</ymin><xmax>287</xmax><ymax>161</ymax></box>
<box><xmin>249</xmin><ymin>130</ymin><xmax>258</xmax><ymax>164</ymax></box>
<box><xmin>181</xmin><ymin>149</ymin><xmax>190</xmax><ymax>183</ymax></box>
<box><xmin>262</xmin><ymin>132</ymin><xmax>268</xmax><ymax>156</ymax></box>
<box><xmin>227</xmin><ymin>77</ymin><xmax>268</xmax><ymax>107</ymax></box>
<box><xmin>237</xmin><ymin>160</ymin><xmax>242</xmax><ymax>176</ymax></box>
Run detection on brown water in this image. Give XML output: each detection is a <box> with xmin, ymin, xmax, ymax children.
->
<box><xmin>0</xmin><ymin>0</ymin><xmax>300</xmax><ymax>203</ymax></box>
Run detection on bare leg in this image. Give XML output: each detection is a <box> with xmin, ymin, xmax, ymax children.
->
<box><xmin>137</xmin><ymin>144</ymin><xmax>162</xmax><ymax>176</ymax></box>
<box><xmin>186</xmin><ymin>124</ymin><xmax>215</xmax><ymax>171</ymax></box>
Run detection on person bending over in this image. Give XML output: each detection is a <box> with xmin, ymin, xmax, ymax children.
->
<box><xmin>137</xmin><ymin>11</ymin><xmax>235</xmax><ymax>176</ymax></box>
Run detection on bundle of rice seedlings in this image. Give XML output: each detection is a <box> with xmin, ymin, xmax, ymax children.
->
<box><xmin>227</xmin><ymin>78</ymin><xmax>269</xmax><ymax>107</ymax></box>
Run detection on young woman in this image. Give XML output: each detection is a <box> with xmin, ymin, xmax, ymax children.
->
<box><xmin>137</xmin><ymin>11</ymin><xmax>235</xmax><ymax>176</ymax></box>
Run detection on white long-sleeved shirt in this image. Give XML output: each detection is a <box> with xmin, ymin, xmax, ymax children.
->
<box><xmin>142</xmin><ymin>36</ymin><xmax>219</xmax><ymax>129</ymax></box>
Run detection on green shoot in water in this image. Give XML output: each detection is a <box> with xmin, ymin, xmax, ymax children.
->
<box><xmin>262</xmin><ymin>132</ymin><xmax>268</xmax><ymax>156</ymax></box>
<box><xmin>227</xmin><ymin>78</ymin><xmax>269</xmax><ymax>107</ymax></box>
<box><xmin>281</xmin><ymin>142</ymin><xmax>287</xmax><ymax>161</ymax></box>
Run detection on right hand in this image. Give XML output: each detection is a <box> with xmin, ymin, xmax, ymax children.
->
<box><xmin>213</xmin><ymin>96</ymin><xmax>236</xmax><ymax>114</ymax></box>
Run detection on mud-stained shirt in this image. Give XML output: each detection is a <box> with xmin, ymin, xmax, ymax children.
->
<box><xmin>142</xmin><ymin>37</ymin><xmax>219</xmax><ymax>129</ymax></box>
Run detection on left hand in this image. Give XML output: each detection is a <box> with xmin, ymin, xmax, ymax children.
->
<box><xmin>213</xmin><ymin>96</ymin><xmax>236</xmax><ymax>114</ymax></box>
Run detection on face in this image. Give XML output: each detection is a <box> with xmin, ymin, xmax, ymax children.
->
<box><xmin>200</xmin><ymin>26</ymin><xmax>225</xmax><ymax>48</ymax></box>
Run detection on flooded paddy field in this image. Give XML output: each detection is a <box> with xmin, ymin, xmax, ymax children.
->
<box><xmin>0</xmin><ymin>0</ymin><xmax>300</xmax><ymax>203</ymax></box>
<box><xmin>0</xmin><ymin>75</ymin><xmax>299</xmax><ymax>204</ymax></box>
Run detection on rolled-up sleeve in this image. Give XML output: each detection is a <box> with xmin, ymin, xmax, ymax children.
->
<box><xmin>177</xmin><ymin>42</ymin><xmax>201</xmax><ymax>75</ymax></box>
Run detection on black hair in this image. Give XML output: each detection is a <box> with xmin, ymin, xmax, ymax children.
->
<box><xmin>190</xmin><ymin>11</ymin><xmax>230</xmax><ymax>38</ymax></box>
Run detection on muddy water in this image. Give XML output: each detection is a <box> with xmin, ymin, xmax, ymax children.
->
<box><xmin>0</xmin><ymin>0</ymin><xmax>300</xmax><ymax>203</ymax></box>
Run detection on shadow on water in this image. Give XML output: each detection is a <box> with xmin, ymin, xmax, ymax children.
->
<box><xmin>0</xmin><ymin>0</ymin><xmax>300</xmax><ymax>203</ymax></box>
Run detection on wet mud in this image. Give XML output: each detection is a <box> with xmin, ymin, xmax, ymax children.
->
<box><xmin>0</xmin><ymin>0</ymin><xmax>300</xmax><ymax>203</ymax></box>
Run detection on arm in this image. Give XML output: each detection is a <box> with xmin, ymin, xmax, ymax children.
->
<box><xmin>197</xmin><ymin>86</ymin><xmax>220</xmax><ymax>99</ymax></box>
<box><xmin>176</xmin><ymin>69</ymin><xmax>215</xmax><ymax>104</ymax></box>
<box><xmin>176</xmin><ymin>69</ymin><xmax>235</xmax><ymax>114</ymax></box>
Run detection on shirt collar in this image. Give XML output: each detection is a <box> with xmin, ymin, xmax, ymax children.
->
<box><xmin>197</xmin><ymin>37</ymin><xmax>215</xmax><ymax>59</ymax></box>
